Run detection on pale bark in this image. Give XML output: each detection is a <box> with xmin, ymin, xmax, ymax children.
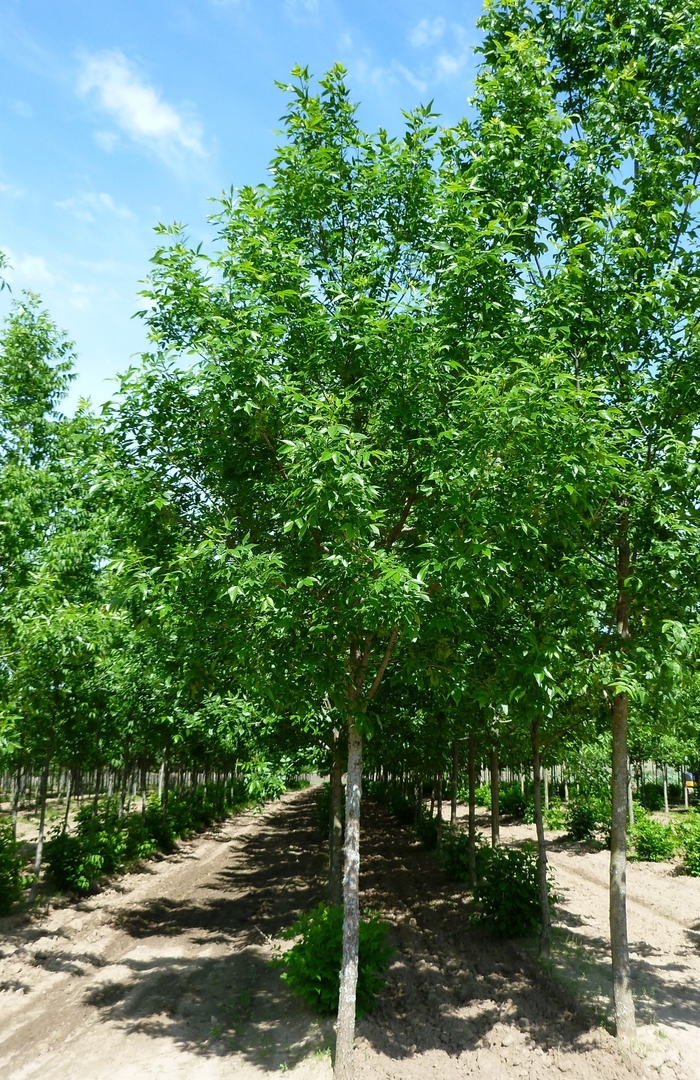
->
<box><xmin>450</xmin><ymin>740</ymin><xmax>458</xmax><ymax>827</ymax></box>
<box><xmin>530</xmin><ymin>720</ymin><xmax>551</xmax><ymax>958</ymax></box>
<box><xmin>436</xmin><ymin>773</ymin><xmax>443</xmax><ymax>849</ymax></box>
<box><xmin>627</xmin><ymin>756</ymin><xmax>634</xmax><ymax>827</ymax></box>
<box><xmin>335</xmin><ymin>719</ymin><xmax>362</xmax><ymax>1080</ymax></box>
<box><xmin>468</xmin><ymin>734</ymin><xmax>476</xmax><ymax>888</ymax></box>
<box><xmin>11</xmin><ymin>765</ymin><xmax>21</xmax><ymax>842</ymax></box>
<box><xmin>329</xmin><ymin>730</ymin><xmax>344</xmax><ymax>907</ymax></box>
<box><xmin>490</xmin><ymin>747</ymin><xmax>500</xmax><ymax>847</ymax></box>
<box><xmin>610</xmin><ymin>692</ymin><xmax>636</xmax><ymax>1038</ymax></box>
<box><xmin>29</xmin><ymin>749</ymin><xmax>52</xmax><ymax>904</ymax></box>
<box><xmin>663</xmin><ymin>765</ymin><xmax>669</xmax><ymax>813</ymax></box>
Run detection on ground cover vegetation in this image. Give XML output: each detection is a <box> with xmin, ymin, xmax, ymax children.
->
<box><xmin>2</xmin><ymin>1</ymin><xmax>700</xmax><ymax>1075</ymax></box>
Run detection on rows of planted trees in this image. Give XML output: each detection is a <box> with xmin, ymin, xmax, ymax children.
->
<box><xmin>3</xmin><ymin>1</ymin><xmax>700</xmax><ymax>1076</ymax></box>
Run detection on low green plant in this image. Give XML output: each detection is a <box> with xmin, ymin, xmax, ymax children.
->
<box><xmin>636</xmin><ymin>782</ymin><xmax>665</xmax><ymax>812</ymax></box>
<box><xmin>414</xmin><ymin>812</ymin><xmax>438</xmax><ymax>849</ymax></box>
<box><xmin>544</xmin><ymin>800</ymin><xmax>566</xmax><ymax>830</ymax></box>
<box><xmin>273</xmin><ymin>902</ymin><xmax>393</xmax><ymax>1017</ymax></box>
<box><xmin>563</xmin><ymin>794</ymin><xmax>611</xmax><ymax>843</ymax></box>
<box><xmin>630</xmin><ymin>810</ymin><xmax>677</xmax><ymax>862</ymax></box>
<box><xmin>474</xmin><ymin>844</ymin><xmax>554</xmax><ymax>937</ymax></box>
<box><xmin>0</xmin><ymin>821</ymin><xmax>25</xmax><ymax>914</ymax></box>
<box><xmin>499</xmin><ymin>783</ymin><xmax>526</xmax><ymax>820</ymax></box>
<box><xmin>439</xmin><ymin>827</ymin><xmax>487</xmax><ymax>882</ymax></box>
<box><xmin>676</xmin><ymin>811</ymin><xmax>700</xmax><ymax>876</ymax></box>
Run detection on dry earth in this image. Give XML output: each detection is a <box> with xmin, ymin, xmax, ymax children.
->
<box><xmin>0</xmin><ymin>788</ymin><xmax>698</xmax><ymax>1079</ymax></box>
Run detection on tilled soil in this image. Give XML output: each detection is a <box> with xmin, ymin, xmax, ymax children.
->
<box><xmin>0</xmin><ymin>789</ymin><xmax>697</xmax><ymax>1079</ymax></box>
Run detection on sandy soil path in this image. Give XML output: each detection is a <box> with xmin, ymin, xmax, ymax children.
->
<box><xmin>0</xmin><ymin>790</ymin><xmax>696</xmax><ymax>1079</ymax></box>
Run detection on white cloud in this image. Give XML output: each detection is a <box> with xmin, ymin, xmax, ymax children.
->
<box><xmin>56</xmin><ymin>192</ymin><xmax>133</xmax><ymax>223</ymax></box>
<box><xmin>94</xmin><ymin>130</ymin><xmax>119</xmax><ymax>153</ymax></box>
<box><xmin>435</xmin><ymin>50</ymin><xmax>467</xmax><ymax>79</ymax></box>
<box><xmin>4</xmin><ymin>250</ymin><xmax>56</xmax><ymax>286</ymax></box>
<box><xmin>410</xmin><ymin>17</ymin><xmax>446</xmax><ymax>48</ymax></box>
<box><xmin>77</xmin><ymin>51</ymin><xmax>204</xmax><ymax>164</ymax></box>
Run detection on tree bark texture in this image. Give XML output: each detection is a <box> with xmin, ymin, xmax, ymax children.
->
<box><xmin>530</xmin><ymin>720</ymin><xmax>551</xmax><ymax>958</ymax></box>
<box><xmin>468</xmin><ymin>734</ymin><xmax>476</xmax><ymax>888</ymax></box>
<box><xmin>610</xmin><ymin>692</ymin><xmax>636</xmax><ymax>1037</ymax></box>
<box><xmin>29</xmin><ymin>747</ymin><xmax>52</xmax><ymax>903</ymax></box>
<box><xmin>450</xmin><ymin>740</ymin><xmax>458</xmax><ymax>827</ymax></box>
<box><xmin>335</xmin><ymin>719</ymin><xmax>362</xmax><ymax>1080</ymax></box>
<box><xmin>490</xmin><ymin>746</ymin><xmax>500</xmax><ymax>847</ymax></box>
<box><xmin>436</xmin><ymin>773</ymin><xmax>443</xmax><ymax>849</ymax></box>
<box><xmin>329</xmin><ymin>732</ymin><xmax>344</xmax><ymax>907</ymax></box>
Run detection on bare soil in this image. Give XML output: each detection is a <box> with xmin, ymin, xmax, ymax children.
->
<box><xmin>0</xmin><ymin>789</ymin><xmax>698</xmax><ymax>1079</ymax></box>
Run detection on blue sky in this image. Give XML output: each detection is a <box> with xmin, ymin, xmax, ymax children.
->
<box><xmin>0</xmin><ymin>0</ymin><xmax>484</xmax><ymax>409</ymax></box>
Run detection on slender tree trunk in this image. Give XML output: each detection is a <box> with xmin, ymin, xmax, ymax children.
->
<box><xmin>530</xmin><ymin>720</ymin><xmax>551</xmax><ymax>958</ymax></box>
<box><xmin>563</xmin><ymin>764</ymin><xmax>569</xmax><ymax>803</ymax></box>
<box><xmin>663</xmin><ymin>764</ymin><xmax>669</xmax><ymax>813</ymax></box>
<box><xmin>29</xmin><ymin>744</ymin><xmax>53</xmax><ymax>904</ymax></box>
<box><xmin>468</xmin><ymin>734</ymin><xmax>476</xmax><ymax>888</ymax></box>
<box><xmin>413</xmin><ymin>774</ymin><xmax>421</xmax><ymax>827</ymax></box>
<box><xmin>684</xmin><ymin>773</ymin><xmax>689</xmax><ymax>810</ymax></box>
<box><xmin>610</xmin><ymin>692</ymin><xmax>636</xmax><ymax>1038</ymax></box>
<box><xmin>450</xmin><ymin>740</ymin><xmax>459</xmax><ymax>827</ymax></box>
<box><xmin>158</xmin><ymin>759</ymin><xmax>165</xmax><ymax>804</ymax></box>
<box><xmin>329</xmin><ymin>730</ymin><xmax>344</xmax><ymax>907</ymax></box>
<box><xmin>430</xmin><ymin>777</ymin><xmax>435</xmax><ymax>818</ymax></box>
<box><xmin>627</xmin><ymin>756</ymin><xmax>634</xmax><ymax>827</ymax></box>
<box><xmin>335</xmin><ymin>718</ymin><xmax>362</xmax><ymax>1080</ymax></box>
<box><xmin>63</xmin><ymin>771</ymin><xmax>73</xmax><ymax>833</ymax></box>
<box><xmin>489</xmin><ymin>747</ymin><xmax>500</xmax><ymax>847</ymax></box>
<box><xmin>436</xmin><ymin>773</ymin><xmax>443</xmax><ymax>849</ymax></box>
<box><xmin>544</xmin><ymin>767</ymin><xmax>550</xmax><ymax>811</ymax></box>
<box><xmin>11</xmin><ymin>765</ymin><xmax>21</xmax><ymax>842</ymax></box>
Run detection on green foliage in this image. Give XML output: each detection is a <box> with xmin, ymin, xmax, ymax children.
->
<box><xmin>439</xmin><ymin>827</ymin><xmax>487</xmax><ymax>883</ymax></box>
<box><xmin>365</xmin><ymin>780</ymin><xmax>415</xmax><ymax>826</ymax></box>
<box><xmin>544</xmin><ymin>801</ymin><xmax>566</xmax><ymax>831</ymax></box>
<box><xmin>498</xmin><ymin>784</ymin><xmax>526</xmax><ymax>820</ymax></box>
<box><xmin>474</xmin><ymin>844</ymin><xmax>552</xmax><ymax>938</ymax></box>
<box><xmin>0</xmin><ymin>821</ymin><xmax>25</xmax><ymax>914</ymax></box>
<box><xmin>472</xmin><ymin>784</ymin><xmax>491</xmax><ymax>808</ymax></box>
<box><xmin>629</xmin><ymin>810</ymin><xmax>677</xmax><ymax>863</ymax></box>
<box><xmin>676</xmin><ymin>812</ymin><xmax>700</xmax><ymax>876</ymax></box>
<box><xmin>563</xmin><ymin>794</ymin><xmax>611</xmax><ymax>843</ymax></box>
<box><xmin>45</xmin><ymin>781</ymin><xmax>246</xmax><ymax>894</ymax></box>
<box><xmin>636</xmin><ymin>783</ymin><xmax>665</xmax><ymax>812</ymax></box>
<box><xmin>273</xmin><ymin>903</ymin><xmax>393</xmax><ymax>1018</ymax></box>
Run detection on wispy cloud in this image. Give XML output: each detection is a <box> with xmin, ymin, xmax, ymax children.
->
<box><xmin>56</xmin><ymin>192</ymin><xmax>133</xmax><ymax>223</ymax></box>
<box><xmin>4</xmin><ymin>250</ymin><xmax>56</xmax><ymax>286</ymax></box>
<box><xmin>409</xmin><ymin>18</ymin><xmax>446</xmax><ymax>48</ymax></box>
<box><xmin>77</xmin><ymin>51</ymin><xmax>204</xmax><ymax>165</ymax></box>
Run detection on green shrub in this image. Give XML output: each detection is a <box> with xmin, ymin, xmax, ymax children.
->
<box><xmin>474</xmin><ymin>784</ymin><xmax>491</xmax><ymax>807</ymax></box>
<box><xmin>273</xmin><ymin>902</ymin><xmax>393</xmax><ymax>1017</ymax></box>
<box><xmin>564</xmin><ymin>794</ymin><xmax>611</xmax><ymax>842</ymax></box>
<box><xmin>499</xmin><ymin>784</ymin><xmax>526</xmax><ymax>820</ymax></box>
<box><xmin>630</xmin><ymin>810</ymin><xmax>677</xmax><ymax>862</ymax></box>
<box><xmin>677</xmin><ymin>811</ymin><xmax>700</xmax><ymax>876</ymax></box>
<box><xmin>439</xmin><ymin>828</ymin><xmax>487</xmax><ymax>883</ymax></box>
<box><xmin>474</xmin><ymin>844</ymin><xmax>552</xmax><ymax>937</ymax></box>
<box><xmin>0</xmin><ymin>821</ymin><xmax>25</xmax><ymax>914</ymax></box>
<box><xmin>544</xmin><ymin>801</ymin><xmax>566</xmax><ymax>830</ymax></box>
<box><xmin>636</xmin><ymin>782</ymin><xmax>665</xmax><ymax>812</ymax></box>
<box><xmin>415</xmin><ymin>812</ymin><xmax>438</xmax><ymax>849</ymax></box>
<box><xmin>366</xmin><ymin>780</ymin><xmax>415</xmax><ymax>826</ymax></box>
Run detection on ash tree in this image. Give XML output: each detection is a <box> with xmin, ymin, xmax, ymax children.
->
<box><xmin>451</xmin><ymin>0</ymin><xmax>700</xmax><ymax>1037</ymax></box>
<box><xmin>113</xmin><ymin>67</ymin><xmax>578</xmax><ymax>1077</ymax></box>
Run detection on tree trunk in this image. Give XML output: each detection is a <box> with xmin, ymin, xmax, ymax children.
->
<box><xmin>489</xmin><ymin>746</ymin><xmax>500</xmax><ymax>847</ymax></box>
<box><xmin>329</xmin><ymin>731</ymin><xmax>344</xmax><ymax>907</ymax></box>
<box><xmin>11</xmin><ymin>765</ymin><xmax>21</xmax><ymax>842</ymax></box>
<box><xmin>530</xmin><ymin>720</ymin><xmax>551</xmax><ymax>958</ymax></box>
<box><xmin>610</xmin><ymin>692</ymin><xmax>636</xmax><ymax>1038</ymax></box>
<box><xmin>544</xmin><ymin>767</ymin><xmax>549</xmax><ymax>811</ymax></box>
<box><xmin>627</xmin><ymin>756</ymin><xmax>634</xmax><ymax>827</ymax></box>
<box><xmin>663</xmin><ymin>764</ymin><xmax>669</xmax><ymax>813</ymax></box>
<box><xmin>450</xmin><ymin>740</ymin><xmax>459</xmax><ymax>827</ymax></box>
<box><xmin>63</xmin><ymin>770</ymin><xmax>73</xmax><ymax>832</ymax></box>
<box><xmin>29</xmin><ymin>746</ymin><xmax>52</xmax><ymax>904</ymax></box>
<box><xmin>468</xmin><ymin>734</ymin><xmax>476</xmax><ymax>888</ymax></box>
<box><xmin>413</xmin><ymin>774</ymin><xmax>422</xmax><ymax>827</ymax></box>
<box><xmin>436</xmin><ymin>773</ymin><xmax>443</xmax><ymax>849</ymax></box>
<box><xmin>335</xmin><ymin>718</ymin><xmax>362</xmax><ymax>1080</ymax></box>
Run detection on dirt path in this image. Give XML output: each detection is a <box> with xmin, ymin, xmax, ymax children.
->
<box><xmin>0</xmin><ymin>790</ymin><xmax>696</xmax><ymax>1079</ymax></box>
